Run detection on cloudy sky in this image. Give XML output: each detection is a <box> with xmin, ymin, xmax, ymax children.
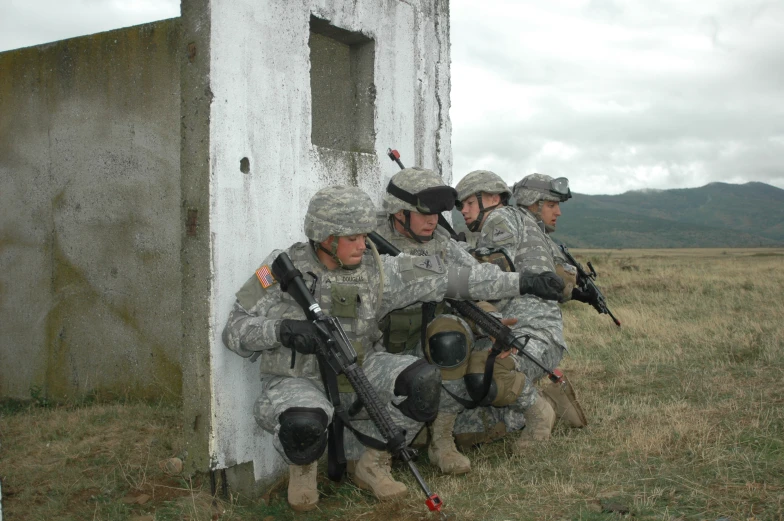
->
<box><xmin>2</xmin><ymin>0</ymin><xmax>782</xmax><ymax>194</ymax></box>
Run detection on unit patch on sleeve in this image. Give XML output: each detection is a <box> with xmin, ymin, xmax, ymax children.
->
<box><xmin>256</xmin><ymin>265</ymin><xmax>277</xmax><ymax>289</ymax></box>
<box><xmin>491</xmin><ymin>225</ymin><xmax>513</xmax><ymax>243</ymax></box>
<box><xmin>412</xmin><ymin>255</ymin><xmax>445</xmax><ymax>274</ymax></box>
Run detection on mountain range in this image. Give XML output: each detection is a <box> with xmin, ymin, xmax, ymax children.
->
<box><xmin>451</xmin><ymin>181</ymin><xmax>784</xmax><ymax>248</ymax></box>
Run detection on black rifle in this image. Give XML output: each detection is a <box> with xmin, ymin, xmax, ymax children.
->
<box><xmin>386</xmin><ymin>148</ymin><xmax>465</xmax><ymax>242</ymax></box>
<box><xmin>368</xmin><ymin>231</ymin><xmax>565</xmax><ymax>387</ymax></box>
<box><xmin>270</xmin><ymin>252</ymin><xmax>446</xmax><ymax>518</ymax></box>
<box><xmin>558</xmin><ymin>243</ymin><xmax>621</xmax><ymax>327</ymax></box>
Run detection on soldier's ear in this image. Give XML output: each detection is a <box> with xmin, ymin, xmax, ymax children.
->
<box><xmin>319</xmin><ymin>235</ymin><xmax>336</xmax><ymax>249</ymax></box>
<box><xmin>487</xmin><ymin>193</ymin><xmax>501</xmax><ymax>206</ymax></box>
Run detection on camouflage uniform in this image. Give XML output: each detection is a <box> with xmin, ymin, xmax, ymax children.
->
<box><xmin>223</xmin><ymin>192</ymin><xmax>530</xmax><ymax>464</ymax></box>
<box><xmin>375</xmin><ymin>168</ymin><xmax>568</xmax><ymax>469</ymax></box>
<box><xmin>376</xmin><ymin>216</ymin><xmax>483</xmax><ymax>416</ymax></box>
<box><xmin>452</xmin><ymin>173</ymin><xmax>567</xmax><ymax>438</ymax></box>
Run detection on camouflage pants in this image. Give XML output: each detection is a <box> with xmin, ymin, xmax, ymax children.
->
<box><xmin>254</xmin><ymin>351</ymin><xmax>428</xmax><ymax>464</ymax></box>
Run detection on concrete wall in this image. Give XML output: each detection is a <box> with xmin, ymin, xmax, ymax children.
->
<box><xmin>0</xmin><ymin>20</ymin><xmax>183</xmax><ymax>402</ymax></box>
<box><xmin>180</xmin><ymin>0</ymin><xmax>451</xmax><ymax>489</ymax></box>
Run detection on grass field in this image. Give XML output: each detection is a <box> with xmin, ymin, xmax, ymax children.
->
<box><xmin>2</xmin><ymin>248</ymin><xmax>783</xmax><ymax>521</ymax></box>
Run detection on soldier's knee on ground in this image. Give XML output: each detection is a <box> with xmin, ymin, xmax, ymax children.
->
<box><xmin>464</xmin><ymin>350</ymin><xmax>525</xmax><ymax>407</ymax></box>
<box><xmin>393</xmin><ymin>358</ymin><xmax>441</xmax><ymax>423</ymax></box>
<box><xmin>278</xmin><ymin>407</ymin><xmax>329</xmax><ymax>465</ymax></box>
<box><xmin>425</xmin><ymin>315</ymin><xmax>472</xmax><ymax>381</ymax></box>
<box><xmin>464</xmin><ymin>351</ymin><xmax>498</xmax><ymax>406</ymax></box>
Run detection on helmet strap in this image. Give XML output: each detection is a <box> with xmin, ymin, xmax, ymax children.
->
<box><xmin>467</xmin><ymin>192</ymin><xmax>501</xmax><ymax>232</ymax></box>
<box><xmin>392</xmin><ymin>211</ymin><xmax>434</xmax><ymax>243</ymax></box>
<box><xmin>311</xmin><ymin>238</ymin><xmax>362</xmax><ymax>270</ymax></box>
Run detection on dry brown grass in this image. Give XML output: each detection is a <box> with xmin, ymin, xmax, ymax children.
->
<box><xmin>2</xmin><ymin>248</ymin><xmax>783</xmax><ymax>520</ymax></box>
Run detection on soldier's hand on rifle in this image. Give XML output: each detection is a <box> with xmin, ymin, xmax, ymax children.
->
<box><xmin>278</xmin><ymin>319</ymin><xmax>325</xmax><ymax>354</ymax></box>
<box><xmin>493</xmin><ymin>317</ymin><xmax>518</xmax><ymax>359</ymax></box>
<box><xmin>571</xmin><ymin>285</ymin><xmax>597</xmax><ymax>304</ymax></box>
<box><xmin>519</xmin><ymin>271</ymin><xmax>565</xmax><ymax>301</ymax></box>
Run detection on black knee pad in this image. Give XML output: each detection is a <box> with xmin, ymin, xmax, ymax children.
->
<box><xmin>463</xmin><ymin>373</ymin><xmax>498</xmax><ymax>407</ymax></box>
<box><xmin>425</xmin><ymin>315</ymin><xmax>471</xmax><ymax>380</ymax></box>
<box><xmin>278</xmin><ymin>407</ymin><xmax>329</xmax><ymax>465</ymax></box>
<box><xmin>394</xmin><ymin>358</ymin><xmax>442</xmax><ymax>423</ymax></box>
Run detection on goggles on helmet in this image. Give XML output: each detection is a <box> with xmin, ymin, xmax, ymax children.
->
<box><xmin>518</xmin><ymin>177</ymin><xmax>572</xmax><ymax>202</ymax></box>
<box><xmin>386</xmin><ymin>180</ymin><xmax>458</xmax><ymax>215</ymax></box>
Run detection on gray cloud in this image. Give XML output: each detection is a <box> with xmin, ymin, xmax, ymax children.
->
<box><xmin>450</xmin><ymin>0</ymin><xmax>784</xmax><ymax>194</ymax></box>
<box><xmin>1</xmin><ymin>1</ymin><xmax>781</xmax><ymax>195</ymax></box>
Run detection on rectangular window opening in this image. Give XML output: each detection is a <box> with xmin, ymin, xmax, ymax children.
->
<box><xmin>309</xmin><ymin>16</ymin><xmax>376</xmax><ymax>154</ymax></box>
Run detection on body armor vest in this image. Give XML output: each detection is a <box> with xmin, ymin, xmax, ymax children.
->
<box><xmin>256</xmin><ymin>243</ymin><xmax>383</xmax><ymax>390</ymax></box>
<box><xmin>376</xmin><ymin>221</ymin><xmax>448</xmax><ymax>353</ymax></box>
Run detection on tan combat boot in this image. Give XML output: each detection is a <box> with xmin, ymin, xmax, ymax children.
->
<box><xmin>287</xmin><ymin>462</ymin><xmax>318</xmax><ymax>512</ymax></box>
<box><xmin>351</xmin><ymin>448</ymin><xmax>408</xmax><ymax>501</ymax></box>
<box><xmin>515</xmin><ymin>393</ymin><xmax>556</xmax><ymax>450</ymax></box>
<box><xmin>428</xmin><ymin>413</ymin><xmax>471</xmax><ymax>474</ymax></box>
<box><xmin>542</xmin><ymin>371</ymin><xmax>588</xmax><ymax>428</ymax></box>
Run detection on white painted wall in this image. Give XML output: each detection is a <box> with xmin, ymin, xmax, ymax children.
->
<box><xmin>206</xmin><ymin>0</ymin><xmax>451</xmax><ymax>481</ymax></box>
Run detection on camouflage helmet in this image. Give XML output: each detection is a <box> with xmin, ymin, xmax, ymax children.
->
<box><xmin>382</xmin><ymin>167</ymin><xmax>457</xmax><ymax>214</ymax></box>
<box><xmin>455</xmin><ymin>170</ymin><xmax>511</xmax><ymax>202</ymax></box>
<box><xmin>304</xmin><ymin>185</ymin><xmax>376</xmax><ymax>242</ymax></box>
<box><xmin>513</xmin><ymin>173</ymin><xmax>572</xmax><ymax>207</ymax></box>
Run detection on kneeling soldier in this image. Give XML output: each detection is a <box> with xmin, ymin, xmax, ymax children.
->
<box><xmin>223</xmin><ymin>185</ymin><xmax>565</xmax><ymax>511</ymax></box>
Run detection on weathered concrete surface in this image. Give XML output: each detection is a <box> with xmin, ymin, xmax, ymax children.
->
<box><xmin>181</xmin><ymin>0</ymin><xmax>452</xmax><ymax>488</ymax></box>
<box><xmin>0</xmin><ymin>20</ymin><xmax>183</xmax><ymax>402</ymax></box>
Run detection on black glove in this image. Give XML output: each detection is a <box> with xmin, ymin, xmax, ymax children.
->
<box><xmin>278</xmin><ymin>319</ymin><xmax>324</xmax><ymax>355</ymax></box>
<box><xmin>519</xmin><ymin>272</ymin><xmax>565</xmax><ymax>301</ymax></box>
<box><xmin>571</xmin><ymin>285</ymin><xmax>596</xmax><ymax>304</ymax></box>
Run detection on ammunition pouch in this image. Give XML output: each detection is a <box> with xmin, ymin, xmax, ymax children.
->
<box><xmin>470</xmin><ymin>247</ymin><xmax>515</xmax><ymax>272</ymax></box>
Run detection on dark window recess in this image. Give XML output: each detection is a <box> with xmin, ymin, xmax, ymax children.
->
<box><xmin>309</xmin><ymin>16</ymin><xmax>376</xmax><ymax>153</ymax></box>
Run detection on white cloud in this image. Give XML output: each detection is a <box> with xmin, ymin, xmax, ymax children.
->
<box><xmin>451</xmin><ymin>0</ymin><xmax>784</xmax><ymax>194</ymax></box>
<box><xmin>1</xmin><ymin>0</ymin><xmax>782</xmax><ymax>195</ymax></box>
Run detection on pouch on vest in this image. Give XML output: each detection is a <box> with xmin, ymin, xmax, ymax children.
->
<box><xmin>331</xmin><ymin>284</ymin><xmax>359</xmax><ymax>319</ymax></box>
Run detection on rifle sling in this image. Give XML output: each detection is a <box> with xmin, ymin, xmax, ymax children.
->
<box><xmin>441</xmin><ymin>346</ymin><xmax>500</xmax><ymax>410</ymax></box>
<box><xmin>437</xmin><ymin>215</ymin><xmax>463</xmax><ymax>242</ymax></box>
<box><xmin>317</xmin><ymin>355</ymin><xmax>397</xmax><ymax>483</ymax></box>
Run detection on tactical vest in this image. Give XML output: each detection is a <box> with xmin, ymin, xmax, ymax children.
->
<box><xmin>254</xmin><ymin>243</ymin><xmax>383</xmax><ymax>391</ymax></box>
<box><xmin>376</xmin><ymin>222</ymin><xmax>448</xmax><ymax>353</ymax></box>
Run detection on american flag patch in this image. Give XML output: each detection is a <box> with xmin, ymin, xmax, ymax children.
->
<box><xmin>256</xmin><ymin>265</ymin><xmax>276</xmax><ymax>289</ymax></box>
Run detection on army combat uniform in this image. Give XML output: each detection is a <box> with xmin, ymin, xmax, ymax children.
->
<box><xmin>222</xmin><ymin>185</ymin><xmax>548</xmax><ymax>509</ymax></box>
<box><xmin>373</xmin><ymin>168</ymin><xmax>566</xmax><ymax>471</ymax></box>
<box><xmin>451</xmin><ymin>170</ymin><xmax>581</xmax><ymax>443</ymax></box>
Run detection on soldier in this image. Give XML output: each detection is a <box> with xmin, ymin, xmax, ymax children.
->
<box><xmin>376</xmin><ymin>167</ymin><xmax>562</xmax><ymax>474</ymax></box>
<box><xmin>453</xmin><ymin>170</ymin><xmax>587</xmax><ymax>449</ymax></box>
<box><xmin>222</xmin><ymin>185</ymin><xmax>564</xmax><ymax>511</ymax></box>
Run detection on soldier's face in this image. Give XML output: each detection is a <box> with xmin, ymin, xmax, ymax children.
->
<box><xmin>394</xmin><ymin>211</ymin><xmax>438</xmax><ymax>237</ymax></box>
<box><xmin>407</xmin><ymin>211</ymin><xmax>438</xmax><ymax>237</ymax></box>
<box><xmin>460</xmin><ymin>194</ymin><xmax>480</xmax><ymax>225</ymax></box>
<box><xmin>460</xmin><ymin>193</ymin><xmax>500</xmax><ymax>226</ymax></box>
<box><xmin>539</xmin><ymin>201</ymin><xmax>561</xmax><ymax>228</ymax></box>
<box><xmin>335</xmin><ymin>234</ymin><xmax>367</xmax><ymax>265</ymax></box>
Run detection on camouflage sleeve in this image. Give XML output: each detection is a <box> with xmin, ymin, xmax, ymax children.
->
<box><xmin>444</xmin><ymin>238</ymin><xmax>480</xmax><ymax>267</ymax></box>
<box><xmin>514</xmin><ymin>217</ymin><xmax>556</xmax><ymax>274</ymax></box>
<box><xmin>377</xmin><ymin>253</ymin><xmax>521</xmax><ymax>317</ymax></box>
<box><xmin>546</xmin><ymin>234</ymin><xmax>568</xmax><ymax>265</ymax></box>
<box><xmin>476</xmin><ymin>209</ymin><xmax>518</xmax><ymax>251</ymax></box>
<box><xmin>221</xmin><ymin>250</ymin><xmax>288</xmax><ymax>358</ymax></box>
